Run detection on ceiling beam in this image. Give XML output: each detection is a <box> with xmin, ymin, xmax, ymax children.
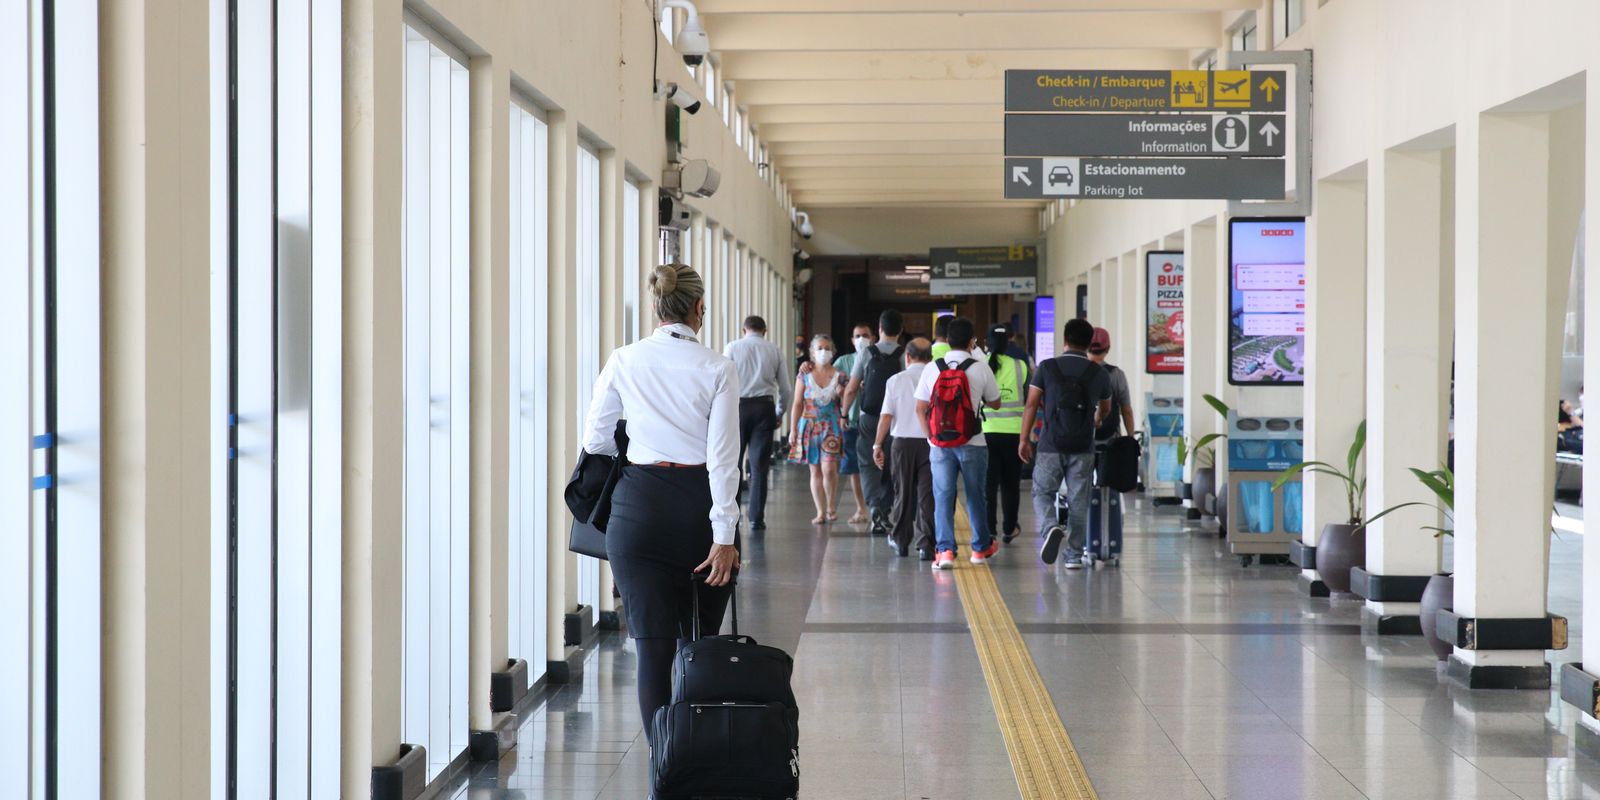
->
<box><xmin>770</xmin><ymin>138</ymin><xmax>1004</xmax><ymax>156</ymax></box>
<box><xmin>736</xmin><ymin>79</ymin><xmax>1001</xmax><ymax>105</ymax></box>
<box><xmin>777</xmin><ymin>153</ymin><xmax>1003</xmax><ymax>168</ymax></box>
<box><xmin>719</xmin><ymin>49</ymin><xmax>1188</xmax><ymax>81</ymax></box>
<box><xmin>749</xmin><ymin>103</ymin><xmax>1002</xmax><ymax>125</ymax></box>
<box><xmin>699</xmin><ymin>0</ymin><xmax>1256</xmax><ymax>11</ymax></box>
<box><xmin>758</xmin><ymin>122</ymin><xmax>1002</xmax><ymax>143</ymax></box>
<box><xmin>702</xmin><ymin>12</ymin><xmax>1221</xmax><ymax>52</ymax></box>
<box><xmin>783</xmin><ymin>164</ymin><xmax>999</xmax><ymax>180</ymax></box>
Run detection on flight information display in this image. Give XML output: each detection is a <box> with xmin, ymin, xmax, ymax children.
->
<box><xmin>1229</xmin><ymin>218</ymin><xmax>1305</xmax><ymax>385</ymax></box>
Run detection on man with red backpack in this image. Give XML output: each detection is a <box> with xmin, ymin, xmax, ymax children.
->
<box><xmin>914</xmin><ymin>317</ymin><xmax>1003</xmax><ymax>570</ymax></box>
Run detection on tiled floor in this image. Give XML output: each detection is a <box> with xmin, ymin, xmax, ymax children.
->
<box><xmin>448</xmin><ymin>464</ymin><xmax>1597</xmax><ymax>800</ymax></box>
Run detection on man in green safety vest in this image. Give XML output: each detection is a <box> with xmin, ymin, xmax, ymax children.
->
<box><xmin>982</xmin><ymin>323</ymin><xmax>1031</xmax><ymax>543</ymax></box>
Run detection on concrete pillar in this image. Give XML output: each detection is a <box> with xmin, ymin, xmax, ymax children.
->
<box><xmin>1583</xmin><ymin>74</ymin><xmax>1600</xmax><ymax>687</ymax></box>
<box><xmin>546</xmin><ymin>112</ymin><xmax>579</xmax><ymax>670</ymax></box>
<box><xmin>598</xmin><ymin>151</ymin><xmax>622</xmax><ymax>621</ymax></box>
<box><xmin>341</xmin><ymin>0</ymin><xmax>407</xmax><ymax>791</ymax></box>
<box><xmin>1450</xmin><ymin>109</ymin><xmax>1570</xmax><ymax>687</ymax></box>
<box><xmin>1362</xmin><ymin>147</ymin><xmax>1451</xmax><ymax>626</ymax></box>
<box><xmin>1208</xmin><ymin>218</ymin><xmax>1236</xmax><ymax>476</ymax></box>
<box><xmin>101</xmin><ymin>0</ymin><xmax>212</xmax><ymax>795</ymax></box>
<box><xmin>1182</xmin><ymin>220</ymin><xmax>1220</xmax><ymax>484</ymax></box>
<box><xmin>1299</xmin><ymin>173</ymin><xmax>1366</xmax><ymax>594</ymax></box>
<box><xmin>467</xmin><ymin>56</ymin><xmax>510</xmax><ymax>733</ymax></box>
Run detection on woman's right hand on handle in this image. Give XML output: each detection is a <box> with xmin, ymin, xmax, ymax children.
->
<box><xmin>695</xmin><ymin>543</ymin><xmax>740</xmax><ymax>587</ymax></box>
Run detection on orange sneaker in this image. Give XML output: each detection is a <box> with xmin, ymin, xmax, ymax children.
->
<box><xmin>969</xmin><ymin>540</ymin><xmax>1000</xmax><ymax>564</ymax></box>
<box><xmin>932</xmin><ymin>550</ymin><xmax>956</xmax><ymax>570</ymax></box>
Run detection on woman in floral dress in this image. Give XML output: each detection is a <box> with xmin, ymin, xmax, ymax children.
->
<box><xmin>789</xmin><ymin>334</ymin><xmax>846</xmax><ymax>523</ymax></box>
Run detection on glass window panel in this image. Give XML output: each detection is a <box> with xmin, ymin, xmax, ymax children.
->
<box><xmin>576</xmin><ymin>145</ymin><xmax>602</xmax><ymax>626</ymax></box>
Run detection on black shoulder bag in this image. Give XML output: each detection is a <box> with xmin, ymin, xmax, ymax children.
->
<box><xmin>564</xmin><ymin>420</ymin><xmax>629</xmax><ymax>560</ymax></box>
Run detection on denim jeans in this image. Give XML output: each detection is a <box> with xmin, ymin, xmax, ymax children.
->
<box><xmin>929</xmin><ymin>443</ymin><xmax>992</xmax><ymax>554</ymax></box>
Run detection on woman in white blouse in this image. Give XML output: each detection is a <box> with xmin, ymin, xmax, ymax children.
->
<box><xmin>581</xmin><ymin>262</ymin><xmax>741</xmax><ymax>747</ymax></box>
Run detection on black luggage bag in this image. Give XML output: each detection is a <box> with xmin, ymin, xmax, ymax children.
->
<box><xmin>1098</xmin><ymin>434</ymin><xmax>1141</xmax><ymax>493</ymax></box>
<box><xmin>650</xmin><ymin>576</ymin><xmax>800</xmax><ymax>800</ymax></box>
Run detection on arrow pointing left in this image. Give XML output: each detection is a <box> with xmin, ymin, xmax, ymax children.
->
<box><xmin>1012</xmin><ymin>165</ymin><xmax>1033</xmax><ymax>186</ymax></box>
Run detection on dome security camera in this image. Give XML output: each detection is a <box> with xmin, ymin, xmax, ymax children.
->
<box><xmin>663</xmin><ymin>0</ymin><xmax>710</xmax><ymax>66</ymax></box>
<box><xmin>796</xmin><ymin>211</ymin><xmax>814</xmax><ymax>240</ymax></box>
<box><xmin>657</xmin><ymin>81</ymin><xmax>702</xmax><ymax>115</ymax></box>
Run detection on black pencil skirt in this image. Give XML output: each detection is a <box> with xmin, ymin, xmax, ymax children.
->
<box><xmin>605</xmin><ymin>464</ymin><xmax>734</xmax><ymax>640</ymax></box>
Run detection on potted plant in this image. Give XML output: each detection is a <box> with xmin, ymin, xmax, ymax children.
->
<box><xmin>1178</xmin><ymin>394</ymin><xmax>1232</xmax><ymax>520</ymax></box>
<box><xmin>1270</xmin><ymin>421</ymin><xmax>1427</xmax><ymax>594</ymax></box>
<box><xmin>1410</xmin><ymin>466</ymin><xmax>1454</xmax><ymax>660</ymax></box>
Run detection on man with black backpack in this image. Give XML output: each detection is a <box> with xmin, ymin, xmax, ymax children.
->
<box><xmin>1019</xmin><ymin>318</ymin><xmax>1111</xmax><ymax>570</ymax></box>
<box><xmin>841</xmin><ymin>309</ymin><xmax>906</xmax><ymax>536</ymax></box>
<box><xmin>914</xmin><ymin>317</ymin><xmax>1003</xmax><ymax>570</ymax></box>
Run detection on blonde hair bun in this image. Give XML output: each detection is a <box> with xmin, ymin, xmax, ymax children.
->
<box><xmin>649</xmin><ymin>264</ymin><xmax>680</xmax><ymax>298</ymax></box>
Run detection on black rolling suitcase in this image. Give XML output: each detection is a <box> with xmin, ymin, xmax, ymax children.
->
<box><xmin>650</xmin><ymin>576</ymin><xmax>800</xmax><ymax>800</ymax></box>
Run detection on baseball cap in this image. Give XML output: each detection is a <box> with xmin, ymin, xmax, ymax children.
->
<box><xmin>1089</xmin><ymin>327</ymin><xmax>1111</xmax><ymax>354</ymax></box>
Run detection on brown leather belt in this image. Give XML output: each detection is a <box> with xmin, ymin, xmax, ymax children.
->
<box><xmin>651</xmin><ymin>461</ymin><xmax>705</xmax><ymax>468</ymax></box>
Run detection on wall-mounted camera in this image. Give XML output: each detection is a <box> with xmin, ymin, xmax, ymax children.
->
<box><xmin>655</xmin><ymin>80</ymin><xmax>702</xmax><ymax>115</ymax></box>
<box><xmin>795</xmin><ymin>211</ymin><xmax>814</xmax><ymax>240</ymax></box>
<box><xmin>663</xmin><ymin>159</ymin><xmax>721</xmax><ymax>198</ymax></box>
<box><xmin>659</xmin><ymin>193</ymin><xmax>692</xmax><ymax>230</ymax></box>
<box><xmin>662</xmin><ymin>0</ymin><xmax>710</xmax><ymax>67</ymax></box>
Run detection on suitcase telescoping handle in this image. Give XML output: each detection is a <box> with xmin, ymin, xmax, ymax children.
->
<box><xmin>689</xmin><ymin>571</ymin><xmax>739</xmax><ymax>641</ymax></box>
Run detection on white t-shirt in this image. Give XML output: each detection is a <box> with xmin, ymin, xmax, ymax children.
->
<box><xmin>912</xmin><ymin>350</ymin><xmax>1001</xmax><ymax>447</ymax></box>
<box><xmin>880</xmin><ymin>362</ymin><xmax>930</xmax><ymax>439</ymax></box>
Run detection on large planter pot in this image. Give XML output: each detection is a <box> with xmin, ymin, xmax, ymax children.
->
<box><xmin>1317</xmin><ymin>522</ymin><xmax>1365</xmax><ymax>594</ymax></box>
<box><xmin>1193</xmin><ymin>467</ymin><xmax>1217</xmax><ymax>517</ymax></box>
<box><xmin>1215</xmin><ymin>484</ymin><xmax>1229</xmax><ymax>536</ymax></box>
<box><xmin>1419</xmin><ymin>573</ymin><xmax>1455</xmax><ymax>661</ymax></box>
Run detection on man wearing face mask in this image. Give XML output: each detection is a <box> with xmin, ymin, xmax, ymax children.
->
<box><xmin>841</xmin><ymin>309</ymin><xmax>907</xmax><ymax>537</ymax></box>
<box><xmin>833</xmin><ymin>323</ymin><xmax>875</xmax><ymax>524</ymax></box>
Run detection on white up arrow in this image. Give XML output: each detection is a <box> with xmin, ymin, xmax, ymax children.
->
<box><xmin>1012</xmin><ymin>165</ymin><xmax>1033</xmax><ymax>186</ymax></box>
<box><xmin>1259</xmin><ymin>120</ymin><xmax>1281</xmax><ymax>148</ymax></box>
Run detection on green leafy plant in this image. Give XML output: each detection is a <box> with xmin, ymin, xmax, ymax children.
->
<box><xmin>1178</xmin><ymin>393</ymin><xmax>1233</xmax><ymax>471</ymax></box>
<box><xmin>1271</xmin><ymin>420</ymin><xmax>1429</xmax><ymax>526</ymax></box>
<box><xmin>1408</xmin><ymin>465</ymin><xmax>1454</xmax><ymax>537</ymax></box>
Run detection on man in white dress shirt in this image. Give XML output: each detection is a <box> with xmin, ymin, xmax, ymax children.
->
<box><xmin>723</xmin><ymin>315</ymin><xmax>792</xmax><ymax>531</ymax></box>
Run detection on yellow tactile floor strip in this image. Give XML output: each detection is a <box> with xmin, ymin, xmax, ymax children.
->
<box><xmin>952</xmin><ymin>508</ymin><xmax>1097</xmax><ymax>800</ymax></box>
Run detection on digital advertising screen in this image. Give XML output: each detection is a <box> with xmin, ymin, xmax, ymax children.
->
<box><xmin>1145</xmin><ymin>251</ymin><xmax>1184</xmax><ymax>374</ymax></box>
<box><xmin>1228</xmin><ymin>218</ymin><xmax>1305</xmax><ymax>385</ymax></box>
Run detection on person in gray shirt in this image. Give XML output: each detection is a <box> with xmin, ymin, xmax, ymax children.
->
<box><xmin>839</xmin><ymin>309</ymin><xmax>906</xmax><ymax>535</ymax></box>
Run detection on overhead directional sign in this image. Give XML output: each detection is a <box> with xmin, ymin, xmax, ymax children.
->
<box><xmin>1002</xmin><ymin>66</ymin><xmax>1295</xmax><ymax>201</ymax></box>
<box><xmin>1004</xmin><ymin>157</ymin><xmax>1284</xmax><ymax>201</ymax></box>
<box><xmin>1006</xmin><ymin>70</ymin><xmax>1287</xmax><ymax>113</ymax></box>
<box><xmin>1006</xmin><ymin>113</ymin><xmax>1285</xmax><ymax>158</ymax></box>
<box><xmin>929</xmin><ymin>245</ymin><xmax>1038</xmax><ymax>296</ymax></box>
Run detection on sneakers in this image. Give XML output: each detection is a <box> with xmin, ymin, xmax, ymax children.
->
<box><xmin>1002</xmin><ymin>524</ymin><xmax>1020</xmax><ymax>545</ymax></box>
<box><xmin>917</xmin><ymin>548</ymin><xmax>934</xmax><ymax>562</ymax></box>
<box><xmin>932</xmin><ymin>550</ymin><xmax>956</xmax><ymax>570</ymax></box>
<box><xmin>1039</xmin><ymin>526</ymin><xmax>1065</xmax><ymax>565</ymax></box>
<box><xmin>1063</xmin><ymin>552</ymin><xmax>1085</xmax><ymax>570</ymax></box>
<box><xmin>969</xmin><ymin>540</ymin><xmax>1000</xmax><ymax>565</ymax></box>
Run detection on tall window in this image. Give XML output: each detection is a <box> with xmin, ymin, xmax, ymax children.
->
<box><xmin>723</xmin><ymin>84</ymin><xmax>734</xmax><ymax>127</ymax></box>
<box><xmin>575</xmin><ymin>143</ymin><xmax>602</xmax><ymax>626</ymax></box>
<box><xmin>4</xmin><ymin>2</ymin><xmax>101</xmax><ymax>796</ymax></box>
<box><xmin>658</xmin><ymin>4</ymin><xmax>674</xmax><ymax>42</ymax></box>
<box><xmin>1278</xmin><ymin>0</ymin><xmax>1303</xmax><ymax>39</ymax></box>
<box><xmin>507</xmin><ymin>98</ymin><xmax>550</xmax><ymax>687</ymax></box>
<box><xmin>720</xmin><ymin>235</ymin><xmax>733</xmax><ymax>348</ymax></box>
<box><xmin>703</xmin><ymin>60</ymin><xmax>716</xmax><ymax>108</ymax></box>
<box><xmin>1233</xmin><ymin>14</ymin><xmax>1258</xmax><ymax>51</ymax></box>
<box><xmin>402</xmin><ymin>22</ymin><xmax>470</xmax><ymax>782</ymax></box>
<box><xmin>212</xmin><ymin>0</ymin><xmax>344</xmax><ymax>796</ymax></box>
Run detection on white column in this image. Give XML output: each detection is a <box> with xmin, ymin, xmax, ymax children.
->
<box><xmin>1182</xmin><ymin>220</ymin><xmax>1220</xmax><ymax>484</ymax></box>
<box><xmin>1453</xmin><ymin>110</ymin><xmax>1565</xmax><ymax>677</ymax></box>
<box><xmin>466</xmin><ymin>57</ymin><xmax>510</xmax><ymax>731</ymax></box>
<box><xmin>1582</xmin><ymin>73</ymin><xmax>1600</xmax><ymax>677</ymax></box>
<box><xmin>1302</xmin><ymin>176</ymin><xmax>1366</xmax><ymax>558</ymax></box>
<box><xmin>102</xmin><ymin>0</ymin><xmax>212</xmax><ymax>794</ymax></box>
<box><xmin>546</xmin><ymin>112</ymin><xmax>579</xmax><ymax>668</ymax></box>
<box><xmin>1365</xmin><ymin>149</ymin><xmax>1450</xmax><ymax>611</ymax></box>
<box><xmin>1087</xmin><ymin>264</ymin><xmax>1104</xmax><ymax>328</ymax></box>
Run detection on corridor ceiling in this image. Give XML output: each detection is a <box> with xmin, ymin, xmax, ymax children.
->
<box><xmin>699</xmin><ymin>0</ymin><xmax>1258</xmax><ymax>210</ymax></box>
